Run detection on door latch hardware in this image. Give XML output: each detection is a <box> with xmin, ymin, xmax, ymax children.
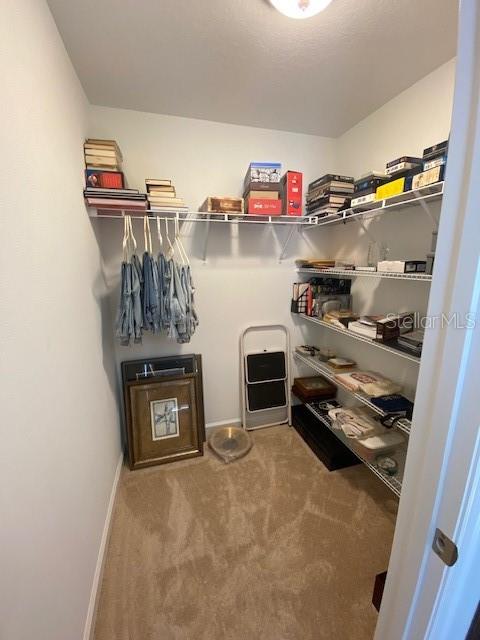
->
<box><xmin>432</xmin><ymin>528</ymin><xmax>458</xmax><ymax>566</ymax></box>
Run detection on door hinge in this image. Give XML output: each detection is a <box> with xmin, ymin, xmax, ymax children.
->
<box><xmin>432</xmin><ymin>528</ymin><xmax>458</xmax><ymax>566</ymax></box>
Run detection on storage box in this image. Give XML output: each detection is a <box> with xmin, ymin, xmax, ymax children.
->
<box><xmin>292</xmin><ymin>405</ymin><xmax>361</xmax><ymax>471</ymax></box>
<box><xmin>376</xmin><ymin>177</ymin><xmax>406</xmax><ymax>200</ymax></box>
<box><xmin>246</xmin><ymin>198</ymin><xmax>282</xmax><ymax>215</ymax></box>
<box><xmin>199</xmin><ymin>196</ymin><xmax>244</xmax><ymax>214</ymax></box>
<box><xmin>292</xmin><ymin>376</ymin><xmax>337</xmax><ymax>402</ymax></box>
<box><xmin>376</xmin><ymin>313</ymin><xmax>415</xmax><ymax>342</ymax></box>
<box><xmin>244</xmin><ymin>189</ymin><xmax>280</xmax><ymax>200</ymax></box>
<box><xmin>411</xmin><ymin>164</ymin><xmax>445</xmax><ymax>190</ymax></box>
<box><xmin>243</xmin><ymin>162</ymin><xmax>281</xmax><ymax>190</ymax></box>
<box><xmin>281</xmin><ymin>170</ymin><xmax>303</xmax><ymax>216</ymax></box>
<box><xmin>377</xmin><ymin>260</ymin><xmax>427</xmax><ymax>274</ymax></box>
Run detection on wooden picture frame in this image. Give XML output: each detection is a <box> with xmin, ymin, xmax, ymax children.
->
<box><xmin>124</xmin><ymin>365</ymin><xmax>205</xmax><ymax>469</ymax></box>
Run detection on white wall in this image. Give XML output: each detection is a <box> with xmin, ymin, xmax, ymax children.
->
<box><xmin>0</xmin><ymin>2</ymin><xmax>121</xmax><ymax>640</ymax></box>
<box><xmin>89</xmin><ymin>106</ymin><xmax>337</xmax><ymax>426</ymax></box>
<box><xmin>337</xmin><ymin>59</ymin><xmax>455</xmax><ymax>177</ymax></box>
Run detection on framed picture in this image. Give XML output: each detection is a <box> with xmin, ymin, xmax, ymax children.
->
<box><xmin>150</xmin><ymin>398</ymin><xmax>179</xmax><ymax>441</ymax></box>
<box><xmin>123</xmin><ymin>355</ymin><xmax>205</xmax><ymax>469</ymax></box>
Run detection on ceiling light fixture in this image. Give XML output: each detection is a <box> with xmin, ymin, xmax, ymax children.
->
<box><xmin>270</xmin><ymin>0</ymin><xmax>333</xmax><ymax>19</ymax></box>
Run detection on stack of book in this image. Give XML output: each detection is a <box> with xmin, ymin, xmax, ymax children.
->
<box><xmin>84</xmin><ymin>188</ymin><xmax>147</xmax><ymax>215</ymax></box>
<box><xmin>146</xmin><ymin>179</ymin><xmax>188</xmax><ymax>212</ymax></box>
<box><xmin>305</xmin><ymin>174</ymin><xmax>354</xmax><ymax>217</ymax></box>
<box><xmin>376</xmin><ymin>155</ymin><xmax>424</xmax><ymax>200</ymax></box>
<box><xmin>351</xmin><ymin>172</ymin><xmax>389</xmax><ymax>208</ymax></box>
<box><xmin>397</xmin><ymin>329</ymin><xmax>424</xmax><ymax>356</ymax></box>
<box><xmin>84</xmin><ymin>138</ymin><xmax>125</xmax><ymax>189</ymax></box>
<box><xmin>422</xmin><ymin>140</ymin><xmax>448</xmax><ymax>171</ymax></box>
<box><xmin>83</xmin><ymin>138</ymin><xmax>148</xmax><ymax>214</ymax></box>
<box><xmin>348</xmin><ymin>316</ymin><xmax>384</xmax><ymax>339</ymax></box>
<box><xmin>410</xmin><ymin>139</ymin><xmax>449</xmax><ymax>191</ymax></box>
<box><xmin>243</xmin><ymin>162</ymin><xmax>282</xmax><ymax>215</ymax></box>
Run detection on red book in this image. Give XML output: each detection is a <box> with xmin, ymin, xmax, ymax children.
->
<box><xmin>246</xmin><ymin>198</ymin><xmax>282</xmax><ymax>215</ymax></box>
<box><xmin>85</xmin><ymin>169</ymin><xmax>124</xmax><ymax>189</ymax></box>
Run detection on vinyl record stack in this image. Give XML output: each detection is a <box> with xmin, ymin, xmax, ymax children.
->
<box><xmin>146</xmin><ymin>179</ymin><xmax>188</xmax><ymax>213</ymax></box>
<box><xmin>83</xmin><ymin>138</ymin><xmax>147</xmax><ymax>215</ymax></box>
<box><xmin>305</xmin><ymin>174</ymin><xmax>354</xmax><ymax>218</ymax></box>
<box><xmin>243</xmin><ymin>162</ymin><xmax>282</xmax><ymax>215</ymax></box>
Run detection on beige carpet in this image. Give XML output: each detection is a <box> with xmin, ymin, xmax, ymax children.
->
<box><xmin>94</xmin><ymin>425</ymin><xmax>397</xmax><ymax>640</ymax></box>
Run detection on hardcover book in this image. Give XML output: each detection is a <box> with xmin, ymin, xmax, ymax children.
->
<box><xmin>308</xmin><ymin>174</ymin><xmax>354</xmax><ymax>191</ymax></box>
<box><xmin>386</xmin><ymin>156</ymin><xmax>423</xmax><ymax>169</ymax></box>
<box><xmin>146</xmin><ymin>178</ymin><xmax>172</xmax><ymax>187</ymax></box>
<box><xmin>85</xmin><ymin>169</ymin><xmax>124</xmax><ymax>189</ymax></box>
<box><xmin>422</xmin><ymin>140</ymin><xmax>448</xmax><ymax>159</ymax></box>
<box><xmin>85</xmin><ymin>138</ymin><xmax>123</xmax><ymax>160</ymax></box>
<box><xmin>385</xmin><ymin>161</ymin><xmax>423</xmax><ymax>176</ymax></box>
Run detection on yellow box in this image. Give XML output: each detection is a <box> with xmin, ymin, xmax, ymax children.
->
<box><xmin>376</xmin><ymin>177</ymin><xmax>406</xmax><ymax>200</ymax></box>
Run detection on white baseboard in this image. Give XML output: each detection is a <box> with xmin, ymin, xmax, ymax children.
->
<box><xmin>206</xmin><ymin>417</ymin><xmax>242</xmax><ymax>429</ymax></box>
<box><xmin>83</xmin><ymin>451</ymin><xmax>123</xmax><ymax>640</ymax></box>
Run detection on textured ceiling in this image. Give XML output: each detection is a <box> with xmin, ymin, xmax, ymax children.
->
<box><xmin>47</xmin><ymin>0</ymin><xmax>458</xmax><ymax>137</ymax></box>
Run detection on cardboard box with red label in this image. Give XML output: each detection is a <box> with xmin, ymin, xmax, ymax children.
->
<box><xmin>282</xmin><ymin>171</ymin><xmax>303</xmax><ymax>216</ymax></box>
<box><xmin>246</xmin><ymin>198</ymin><xmax>282</xmax><ymax>215</ymax></box>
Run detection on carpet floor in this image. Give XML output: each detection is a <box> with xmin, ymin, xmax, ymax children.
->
<box><xmin>94</xmin><ymin>425</ymin><xmax>397</xmax><ymax>640</ymax></box>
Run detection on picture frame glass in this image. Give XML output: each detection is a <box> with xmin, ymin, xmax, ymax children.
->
<box><xmin>150</xmin><ymin>398</ymin><xmax>179</xmax><ymax>441</ymax></box>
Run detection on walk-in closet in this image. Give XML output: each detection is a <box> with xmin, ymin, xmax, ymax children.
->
<box><xmin>4</xmin><ymin>1</ymin><xmax>480</xmax><ymax>639</ymax></box>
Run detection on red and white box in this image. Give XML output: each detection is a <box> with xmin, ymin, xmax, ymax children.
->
<box><xmin>281</xmin><ymin>171</ymin><xmax>303</xmax><ymax>216</ymax></box>
<box><xmin>246</xmin><ymin>198</ymin><xmax>282</xmax><ymax>215</ymax></box>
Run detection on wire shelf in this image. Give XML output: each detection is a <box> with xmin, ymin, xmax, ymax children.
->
<box><xmin>297</xmin><ymin>314</ymin><xmax>421</xmax><ymax>364</ymax></box>
<box><xmin>304</xmin><ymin>401</ymin><xmax>404</xmax><ymax>497</ymax></box>
<box><xmin>297</xmin><ymin>268</ymin><xmax>433</xmax><ymax>282</ymax></box>
<box><xmin>304</xmin><ymin>181</ymin><xmax>444</xmax><ymax>229</ymax></box>
<box><xmin>293</xmin><ymin>351</ymin><xmax>411</xmax><ymax>435</ymax></box>
<box><xmin>88</xmin><ymin>208</ymin><xmax>322</xmax><ymax>226</ymax></box>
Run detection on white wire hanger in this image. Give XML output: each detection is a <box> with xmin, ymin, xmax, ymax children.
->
<box><xmin>174</xmin><ymin>217</ymin><xmax>190</xmax><ymax>265</ymax></box>
<box><xmin>164</xmin><ymin>218</ymin><xmax>175</xmax><ymax>259</ymax></box>
<box><xmin>156</xmin><ymin>216</ymin><xmax>164</xmax><ymax>254</ymax></box>
<box><xmin>122</xmin><ymin>215</ymin><xmax>137</xmax><ymax>260</ymax></box>
<box><xmin>143</xmin><ymin>216</ymin><xmax>153</xmax><ymax>255</ymax></box>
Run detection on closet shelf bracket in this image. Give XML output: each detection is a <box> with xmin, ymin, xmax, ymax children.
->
<box><xmin>414</xmin><ymin>190</ymin><xmax>440</xmax><ymax>231</ymax></box>
<box><xmin>278</xmin><ymin>225</ymin><xmax>299</xmax><ymax>263</ymax></box>
<box><xmin>201</xmin><ymin>215</ymin><xmax>211</xmax><ymax>262</ymax></box>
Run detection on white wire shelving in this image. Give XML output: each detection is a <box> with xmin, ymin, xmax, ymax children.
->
<box><xmin>297</xmin><ymin>267</ymin><xmax>432</xmax><ymax>282</ymax></box>
<box><xmin>304</xmin><ymin>401</ymin><xmax>404</xmax><ymax>497</ymax></box>
<box><xmin>88</xmin><ymin>208</ymin><xmax>322</xmax><ymax>225</ymax></box>
<box><xmin>87</xmin><ymin>181</ymin><xmax>443</xmax><ymax>261</ymax></box>
<box><xmin>304</xmin><ymin>181</ymin><xmax>444</xmax><ymax>229</ymax></box>
<box><xmin>293</xmin><ymin>351</ymin><xmax>411</xmax><ymax>435</ymax></box>
<box><xmin>297</xmin><ymin>313</ymin><xmax>421</xmax><ymax>364</ymax></box>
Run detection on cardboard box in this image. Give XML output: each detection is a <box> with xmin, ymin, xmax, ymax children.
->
<box><xmin>282</xmin><ymin>170</ymin><xmax>303</xmax><ymax>216</ymax></box>
<box><xmin>376</xmin><ymin>313</ymin><xmax>415</xmax><ymax>342</ymax></box>
<box><xmin>243</xmin><ymin>162</ymin><xmax>281</xmax><ymax>190</ymax></box>
<box><xmin>246</xmin><ymin>198</ymin><xmax>282</xmax><ymax>215</ymax></box>
<box><xmin>199</xmin><ymin>196</ymin><xmax>244</xmax><ymax>214</ymax></box>
<box><xmin>244</xmin><ymin>189</ymin><xmax>280</xmax><ymax>200</ymax></box>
